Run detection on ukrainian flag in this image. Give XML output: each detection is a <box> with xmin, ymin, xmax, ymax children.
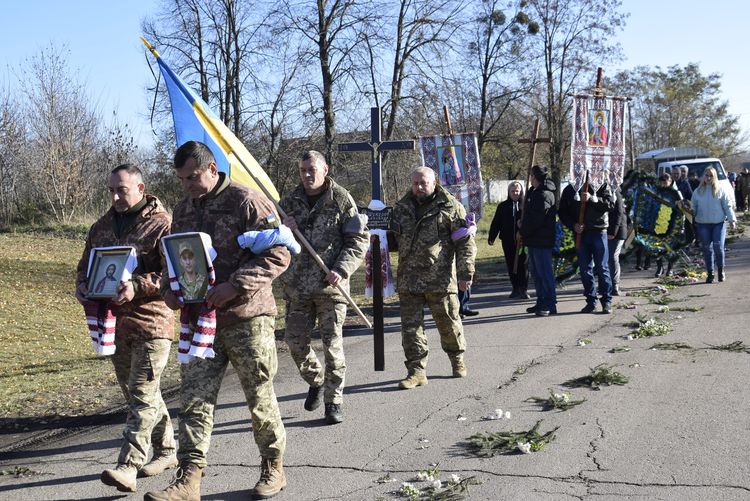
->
<box><xmin>141</xmin><ymin>37</ymin><xmax>279</xmax><ymax>201</ymax></box>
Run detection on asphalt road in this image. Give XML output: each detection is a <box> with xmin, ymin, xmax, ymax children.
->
<box><xmin>2</xmin><ymin>235</ymin><xmax>749</xmax><ymax>501</ymax></box>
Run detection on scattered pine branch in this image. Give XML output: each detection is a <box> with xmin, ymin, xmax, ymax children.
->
<box><xmin>627</xmin><ymin>315</ymin><xmax>672</xmax><ymax>339</ymax></box>
<box><xmin>650</xmin><ymin>342</ymin><xmax>693</xmax><ymax>350</ymax></box>
<box><xmin>704</xmin><ymin>341</ymin><xmax>750</xmax><ymax>353</ymax></box>
<box><xmin>526</xmin><ymin>389</ymin><xmax>586</xmax><ymax>411</ymax></box>
<box><xmin>563</xmin><ymin>364</ymin><xmax>629</xmax><ymax>390</ymax></box>
<box><xmin>466</xmin><ymin>420</ymin><xmax>558</xmax><ymax>457</ymax></box>
<box><xmin>608</xmin><ymin>346</ymin><xmax>631</xmax><ymax>353</ymax></box>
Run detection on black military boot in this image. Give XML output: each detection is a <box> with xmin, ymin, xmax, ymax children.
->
<box><xmin>718</xmin><ymin>267</ymin><xmax>725</xmax><ymax>282</ymax></box>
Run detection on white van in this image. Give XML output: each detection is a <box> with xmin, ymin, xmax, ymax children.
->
<box><xmin>656</xmin><ymin>158</ymin><xmax>735</xmax><ymax>207</ymax></box>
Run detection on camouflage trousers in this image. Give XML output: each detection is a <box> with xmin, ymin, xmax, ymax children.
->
<box><xmin>399</xmin><ymin>292</ymin><xmax>466</xmax><ymax>375</ymax></box>
<box><xmin>111</xmin><ymin>337</ymin><xmax>175</xmax><ymax>468</ymax></box>
<box><xmin>285</xmin><ymin>298</ymin><xmax>347</xmax><ymax>404</ymax></box>
<box><xmin>178</xmin><ymin>316</ymin><xmax>285</xmax><ymax>467</ymax></box>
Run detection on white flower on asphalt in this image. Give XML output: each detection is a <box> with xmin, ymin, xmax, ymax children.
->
<box><xmin>450</xmin><ymin>474</ymin><xmax>461</xmax><ymax>484</ymax></box>
<box><xmin>627</xmin><ymin>335</ymin><xmax>634</xmax><ymax>341</ymax></box>
<box><xmin>416</xmin><ymin>471</ymin><xmax>431</xmax><ymax>481</ymax></box>
<box><xmin>456</xmin><ymin>414</ymin><xmax>467</xmax><ymax>421</ymax></box>
<box><xmin>483</xmin><ymin>408</ymin><xmax>503</xmax><ymax>420</ymax></box>
<box><xmin>431</xmin><ymin>479</ymin><xmax>443</xmax><ymax>490</ymax></box>
<box><xmin>553</xmin><ymin>392</ymin><xmax>563</xmax><ymax>400</ymax></box>
<box><xmin>401</xmin><ymin>482</ymin><xmax>420</xmax><ymax>496</ymax></box>
<box><xmin>504</xmin><ymin>410</ymin><xmax>512</xmax><ymax>419</ymax></box>
<box><xmin>658</xmin><ymin>305</ymin><xmax>669</xmax><ymax>313</ymax></box>
<box><xmin>561</xmin><ymin>392</ymin><xmax>571</xmax><ymax>403</ymax></box>
<box><xmin>516</xmin><ymin>441</ymin><xmax>532</xmax><ymax>454</ymax></box>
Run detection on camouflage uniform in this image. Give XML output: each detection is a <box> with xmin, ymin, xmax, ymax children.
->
<box><xmin>391</xmin><ymin>185</ymin><xmax>476</xmax><ymax>375</ymax></box>
<box><xmin>280</xmin><ymin>177</ymin><xmax>369</xmax><ymax>404</ymax></box>
<box><xmin>75</xmin><ymin>195</ymin><xmax>175</xmax><ymax>468</ymax></box>
<box><xmin>163</xmin><ymin>173</ymin><xmax>290</xmax><ymax>467</ymax></box>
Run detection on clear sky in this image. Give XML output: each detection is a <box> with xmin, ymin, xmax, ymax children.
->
<box><xmin>1</xmin><ymin>0</ymin><xmax>748</xmax><ymax>151</ymax></box>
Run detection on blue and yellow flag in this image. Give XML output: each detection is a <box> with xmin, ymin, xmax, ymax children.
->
<box><xmin>141</xmin><ymin>37</ymin><xmax>279</xmax><ymax>201</ymax></box>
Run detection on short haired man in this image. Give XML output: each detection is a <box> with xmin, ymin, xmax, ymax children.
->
<box><xmin>559</xmin><ymin>174</ymin><xmax>615</xmax><ymax>314</ymax></box>
<box><xmin>75</xmin><ymin>164</ymin><xmax>176</xmax><ymax>493</ymax></box>
<box><xmin>279</xmin><ymin>150</ymin><xmax>369</xmax><ymax>425</ymax></box>
<box><xmin>390</xmin><ymin>167</ymin><xmax>477</xmax><ymax>389</ymax></box>
<box><xmin>520</xmin><ymin>165</ymin><xmax>558</xmax><ymax>316</ymax></box>
<box><xmin>145</xmin><ymin>141</ymin><xmax>291</xmax><ymax>500</ymax></box>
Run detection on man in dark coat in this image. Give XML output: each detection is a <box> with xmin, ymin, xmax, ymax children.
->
<box><xmin>488</xmin><ymin>180</ymin><xmax>529</xmax><ymax>299</ymax></box>
<box><xmin>559</xmin><ymin>176</ymin><xmax>615</xmax><ymax>314</ymax></box>
<box><xmin>519</xmin><ymin>166</ymin><xmax>558</xmax><ymax>316</ymax></box>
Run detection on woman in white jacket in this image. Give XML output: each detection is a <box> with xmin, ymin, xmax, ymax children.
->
<box><xmin>691</xmin><ymin>167</ymin><xmax>736</xmax><ymax>283</ymax></box>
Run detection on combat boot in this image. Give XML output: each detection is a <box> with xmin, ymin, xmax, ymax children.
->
<box><xmin>140</xmin><ymin>452</ymin><xmax>178</xmax><ymax>477</ymax></box>
<box><xmin>451</xmin><ymin>357</ymin><xmax>468</xmax><ymax>378</ymax></box>
<box><xmin>398</xmin><ymin>373</ymin><xmax>428</xmax><ymax>390</ymax></box>
<box><xmin>101</xmin><ymin>463</ymin><xmax>137</xmax><ymax>492</ymax></box>
<box><xmin>143</xmin><ymin>463</ymin><xmax>202</xmax><ymax>501</ymax></box>
<box><xmin>252</xmin><ymin>457</ymin><xmax>286</xmax><ymax>499</ymax></box>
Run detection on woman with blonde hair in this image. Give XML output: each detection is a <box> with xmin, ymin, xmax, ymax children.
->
<box><xmin>691</xmin><ymin>167</ymin><xmax>736</xmax><ymax>283</ymax></box>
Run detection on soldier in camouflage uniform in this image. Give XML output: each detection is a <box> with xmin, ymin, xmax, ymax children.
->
<box><xmin>74</xmin><ymin>164</ymin><xmax>176</xmax><ymax>493</ymax></box>
<box><xmin>390</xmin><ymin>167</ymin><xmax>477</xmax><ymax>390</ymax></box>
<box><xmin>145</xmin><ymin>141</ymin><xmax>291</xmax><ymax>501</ymax></box>
<box><xmin>280</xmin><ymin>150</ymin><xmax>369</xmax><ymax>425</ymax></box>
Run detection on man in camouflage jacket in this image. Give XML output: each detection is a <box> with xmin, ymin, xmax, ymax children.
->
<box><xmin>145</xmin><ymin>141</ymin><xmax>291</xmax><ymax>501</ymax></box>
<box><xmin>280</xmin><ymin>150</ymin><xmax>369</xmax><ymax>425</ymax></box>
<box><xmin>75</xmin><ymin>164</ymin><xmax>176</xmax><ymax>493</ymax></box>
<box><xmin>390</xmin><ymin>167</ymin><xmax>476</xmax><ymax>390</ymax></box>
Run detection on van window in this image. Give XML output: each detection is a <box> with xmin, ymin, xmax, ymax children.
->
<box><xmin>685</xmin><ymin>162</ymin><xmax>726</xmax><ymax>181</ymax></box>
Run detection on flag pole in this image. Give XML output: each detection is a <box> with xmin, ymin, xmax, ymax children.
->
<box><xmin>142</xmin><ymin>38</ymin><xmax>372</xmax><ymax>329</ymax></box>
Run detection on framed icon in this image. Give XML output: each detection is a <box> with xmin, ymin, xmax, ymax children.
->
<box><xmin>86</xmin><ymin>247</ymin><xmax>135</xmax><ymax>299</ymax></box>
<box><xmin>162</xmin><ymin>233</ymin><xmax>209</xmax><ymax>303</ymax></box>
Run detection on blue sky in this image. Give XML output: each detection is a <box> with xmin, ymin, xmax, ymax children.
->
<box><xmin>2</xmin><ymin>0</ymin><xmax>748</xmax><ymax>151</ymax></box>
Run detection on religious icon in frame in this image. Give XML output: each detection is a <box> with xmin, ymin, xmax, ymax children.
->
<box><xmin>86</xmin><ymin>247</ymin><xmax>135</xmax><ymax>300</ymax></box>
<box><xmin>162</xmin><ymin>233</ymin><xmax>209</xmax><ymax>303</ymax></box>
<box><xmin>437</xmin><ymin>144</ymin><xmax>465</xmax><ymax>186</ymax></box>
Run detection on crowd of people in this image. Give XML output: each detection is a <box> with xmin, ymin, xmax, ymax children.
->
<box><xmin>75</xmin><ymin>143</ymin><xmax>743</xmax><ymax>499</ymax></box>
<box><xmin>76</xmin><ymin>143</ymin><xmax>477</xmax><ymax>499</ymax></box>
<box><xmin>485</xmin><ymin>163</ymin><xmax>740</xmax><ymax>319</ymax></box>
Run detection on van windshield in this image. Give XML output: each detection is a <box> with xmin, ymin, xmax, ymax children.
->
<box><xmin>685</xmin><ymin>162</ymin><xmax>726</xmax><ymax>181</ymax></box>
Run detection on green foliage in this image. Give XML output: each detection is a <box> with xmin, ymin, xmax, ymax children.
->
<box><xmin>611</xmin><ymin>63</ymin><xmax>743</xmax><ymax>158</ymax></box>
<box><xmin>564</xmin><ymin>364</ymin><xmax>629</xmax><ymax>390</ymax></box>
<box><xmin>650</xmin><ymin>342</ymin><xmax>693</xmax><ymax>351</ymax></box>
<box><xmin>466</xmin><ymin>420</ymin><xmax>558</xmax><ymax>457</ymax></box>
<box><xmin>704</xmin><ymin>341</ymin><xmax>750</xmax><ymax>353</ymax></box>
<box><xmin>526</xmin><ymin>389</ymin><xmax>586</xmax><ymax>411</ymax></box>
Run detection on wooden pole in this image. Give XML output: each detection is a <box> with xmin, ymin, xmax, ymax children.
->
<box><xmin>515</xmin><ymin>118</ymin><xmax>550</xmax><ymax>271</ymax></box>
<box><xmin>575</xmin><ymin>67</ymin><xmax>604</xmax><ymax>249</ymax></box>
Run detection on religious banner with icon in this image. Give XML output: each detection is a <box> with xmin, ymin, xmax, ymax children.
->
<box><xmin>420</xmin><ymin>133</ymin><xmax>483</xmax><ymax>219</ymax></box>
<box><xmin>570</xmin><ymin>95</ymin><xmax>628</xmax><ymax>192</ymax></box>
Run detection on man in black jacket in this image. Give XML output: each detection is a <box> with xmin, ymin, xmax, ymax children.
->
<box><xmin>488</xmin><ymin>181</ymin><xmax>529</xmax><ymax>299</ymax></box>
<box><xmin>519</xmin><ymin>166</ymin><xmax>558</xmax><ymax>316</ymax></box>
<box><xmin>559</xmin><ymin>178</ymin><xmax>615</xmax><ymax>313</ymax></box>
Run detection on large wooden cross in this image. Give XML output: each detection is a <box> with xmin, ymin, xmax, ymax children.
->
<box><xmin>339</xmin><ymin>107</ymin><xmax>416</xmax><ymax>200</ymax></box>
<box><xmin>514</xmin><ymin>117</ymin><xmax>551</xmax><ymax>272</ymax></box>
<box><xmin>338</xmin><ymin>107</ymin><xmax>415</xmax><ymax>371</ymax></box>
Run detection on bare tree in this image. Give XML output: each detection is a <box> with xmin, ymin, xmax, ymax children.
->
<box><xmin>525</xmin><ymin>0</ymin><xmax>627</xmax><ymax>189</ymax></box>
<box><xmin>274</xmin><ymin>0</ymin><xmax>372</xmax><ymax>165</ymax></box>
<box><xmin>0</xmin><ymin>91</ymin><xmax>25</xmax><ymax>224</ymax></box>
<box><xmin>18</xmin><ymin>45</ymin><xmax>105</xmax><ymax>223</ymax></box>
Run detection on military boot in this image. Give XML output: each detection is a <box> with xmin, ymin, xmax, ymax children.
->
<box><xmin>140</xmin><ymin>452</ymin><xmax>178</xmax><ymax>477</ymax></box>
<box><xmin>101</xmin><ymin>463</ymin><xmax>137</xmax><ymax>492</ymax></box>
<box><xmin>143</xmin><ymin>463</ymin><xmax>202</xmax><ymax>501</ymax></box>
<box><xmin>252</xmin><ymin>457</ymin><xmax>286</xmax><ymax>499</ymax></box>
<box><xmin>451</xmin><ymin>357</ymin><xmax>468</xmax><ymax>378</ymax></box>
<box><xmin>398</xmin><ymin>373</ymin><xmax>428</xmax><ymax>390</ymax></box>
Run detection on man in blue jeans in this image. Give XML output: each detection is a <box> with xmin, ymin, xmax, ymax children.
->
<box><xmin>559</xmin><ymin>178</ymin><xmax>615</xmax><ymax>314</ymax></box>
<box><xmin>519</xmin><ymin>165</ymin><xmax>558</xmax><ymax>317</ymax></box>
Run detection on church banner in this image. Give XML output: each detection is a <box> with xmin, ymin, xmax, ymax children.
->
<box><xmin>420</xmin><ymin>133</ymin><xmax>483</xmax><ymax>219</ymax></box>
<box><xmin>570</xmin><ymin>95</ymin><xmax>628</xmax><ymax>192</ymax></box>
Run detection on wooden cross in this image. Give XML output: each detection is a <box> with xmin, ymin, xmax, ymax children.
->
<box><xmin>337</xmin><ymin>107</ymin><xmax>415</xmax><ymax>371</ymax></box>
<box><xmin>514</xmin><ymin>117</ymin><xmax>550</xmax><ymax>272</ymax></box>
<box><xmin>338</xmin><ymin>107</ymin><xmax>415</xmax><ymax>201</ymax></box>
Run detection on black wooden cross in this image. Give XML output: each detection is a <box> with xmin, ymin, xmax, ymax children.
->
<box><xmin>338</xmin><ymin>107</ymin><xmax>415</xmax><ymax>371</ymax></box>
<box><xmin>338</xmin><ymin>107</ymin><xmax>415</xmax><ymax>201</ymax></box>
